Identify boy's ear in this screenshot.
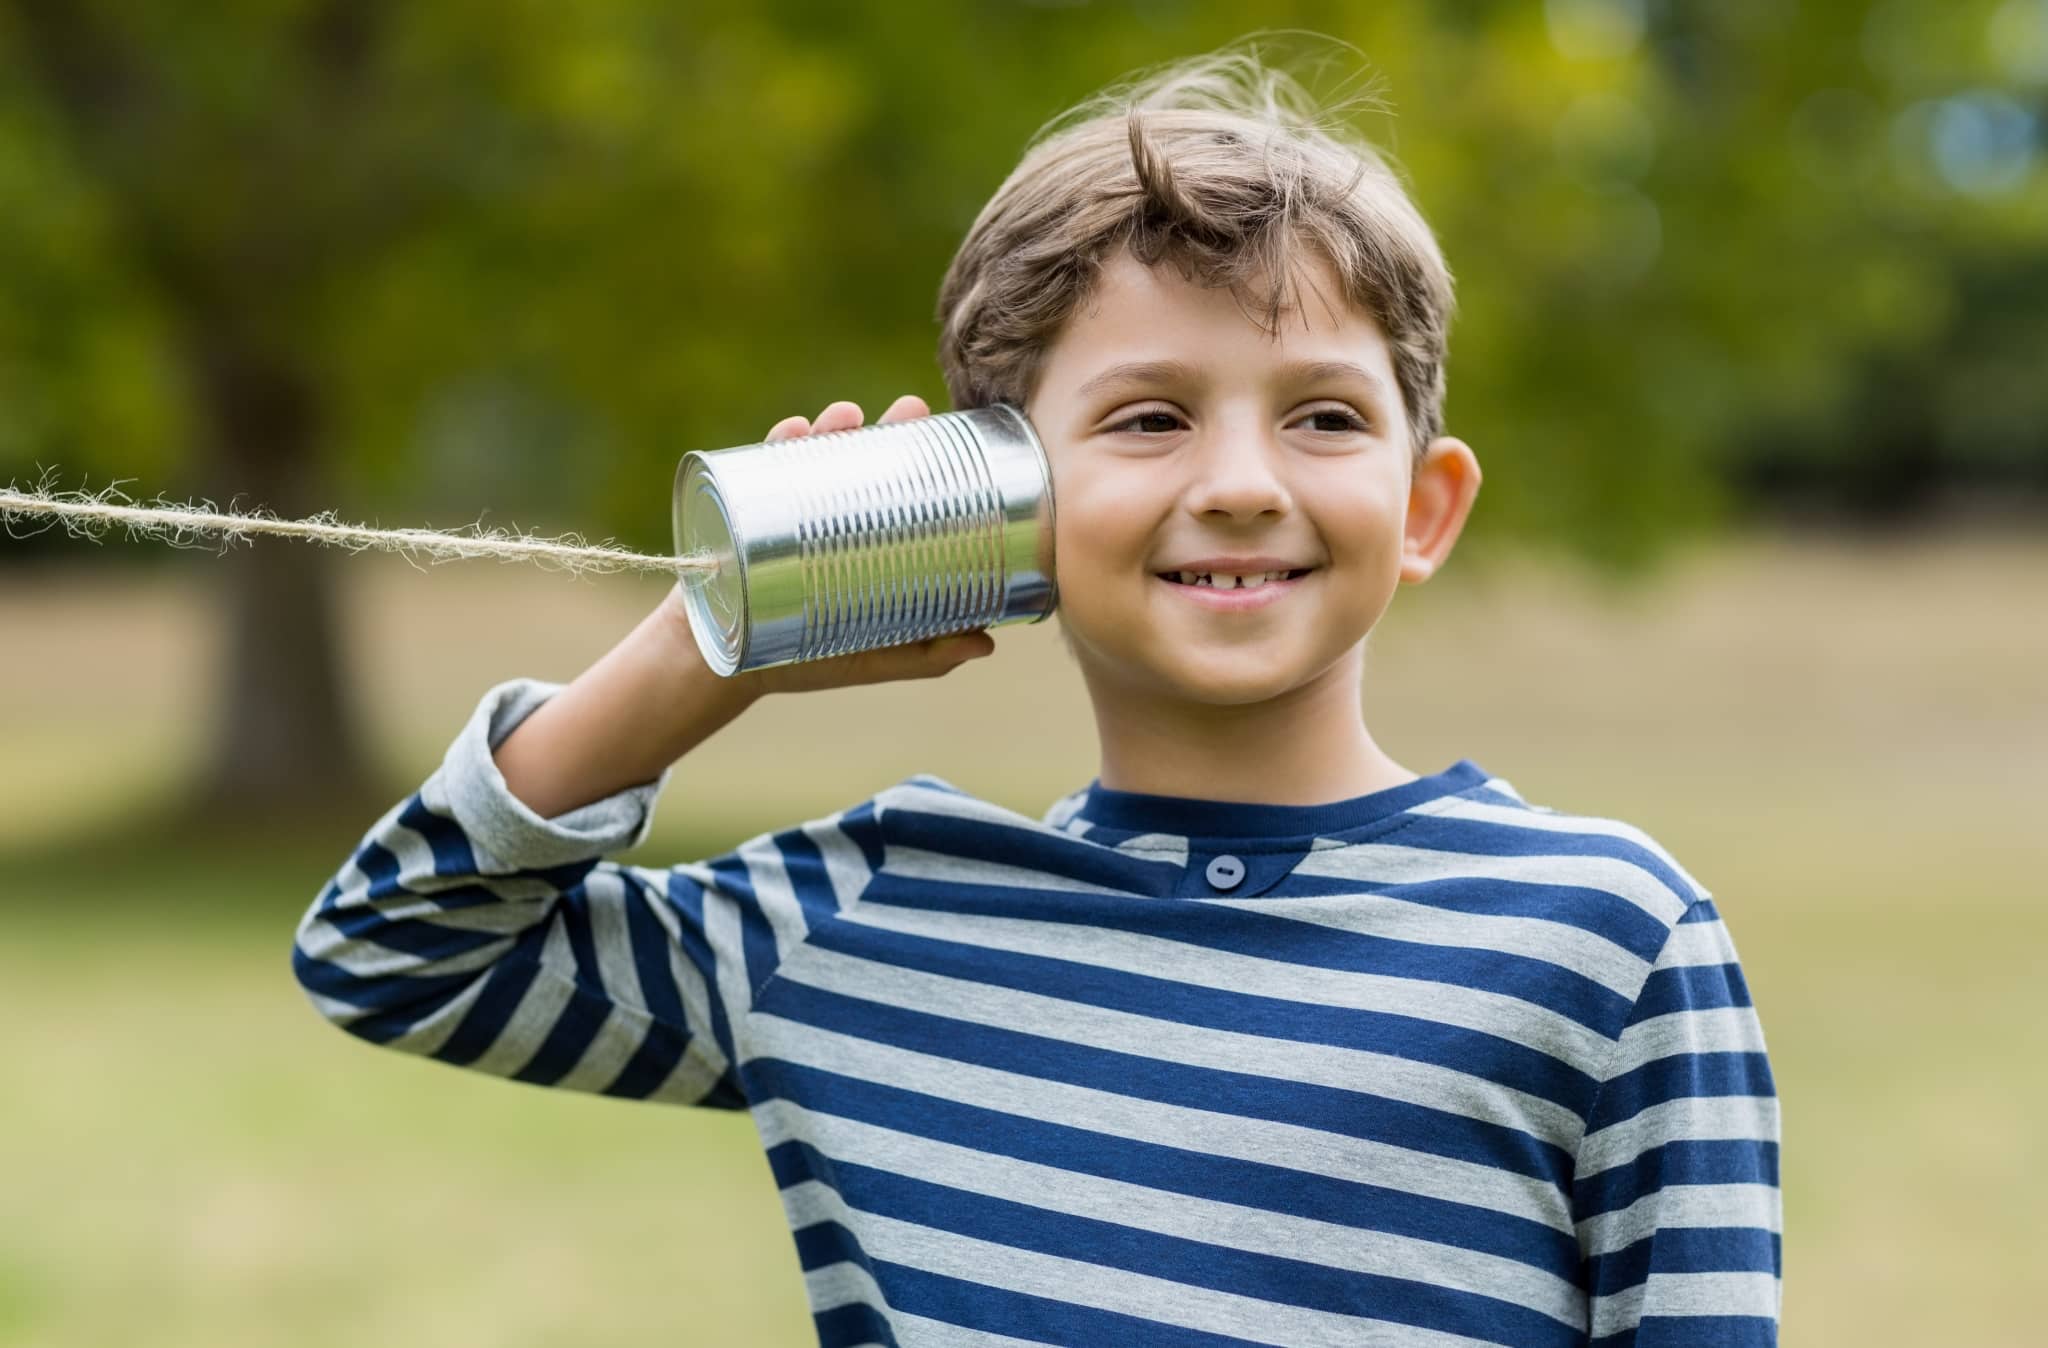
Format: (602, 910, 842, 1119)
(1400, 436, 1482, 584)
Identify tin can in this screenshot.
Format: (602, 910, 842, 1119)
(671, 403, 1058, 678)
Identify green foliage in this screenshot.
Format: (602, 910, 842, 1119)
(0, 1, 2042, 569)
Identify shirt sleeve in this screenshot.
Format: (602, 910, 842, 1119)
(289, 677, 882, 1110)
(1571, 895, 1783, 1345)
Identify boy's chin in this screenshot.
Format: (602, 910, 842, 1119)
(1136, 645, 1314, 704)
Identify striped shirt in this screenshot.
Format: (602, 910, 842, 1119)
(293, 678, 1783, 1346)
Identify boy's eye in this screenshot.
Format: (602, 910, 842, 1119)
(1108, 407, 1369, 435)
(1117, 411, 1182, 434)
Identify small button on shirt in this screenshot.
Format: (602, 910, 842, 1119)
(1204, 854, 1246, 890)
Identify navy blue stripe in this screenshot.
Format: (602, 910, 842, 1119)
(510, 981, 612, 1086)
(772, 1142, 1581, 1347)
(771, 822, 840, 928)
(812, 1299, 898, 1348)
(1679, 899, 1720, 923)
(869, 875, 1629, 1032)
(804, 910, 1600, 1114)
(793, 1218, 869, 1273)
(761, 974, 1573, 1187)
(599, 1017, 687, 1099)
(432, 951, 545, 1067)
(397, 794, 478, 876)
(1591, 1315, 1778, 1348)
(1280, 872, 1668, 962)
(661, 872, 739, 1069)
(1587, 1226, 1782, 1296)
(316, 902, 505, 962)
(885, 808, 1192, 896)
(705, 851, 783, 1002)
(700, 1072, 749, 1111)
(837, 799, 888, 873)
(1632, 962, 1750, 1021)
(1078, 761, 1489, 840)
(621, 875, 690, 1030)
(1371, 814, 1697, 911)
(791, 1222, 895, 1345)
(758, 1062, 1582, 1280)
(1586, 1052, 1776, 1134)
(1573, 1140, 1780, 1222)
(555, 893, 608, 999)
(874, 1257, 1275, 1347)
(291, 946, 482, 1017)
(347, 839, 402, 901)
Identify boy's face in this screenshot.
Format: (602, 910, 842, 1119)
(1024, 245, 1478, 708)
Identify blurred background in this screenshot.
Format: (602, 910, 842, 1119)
(1, 2, 2043, 1345)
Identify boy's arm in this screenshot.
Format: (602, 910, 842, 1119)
(1572, 897, 1783, 1344)
(289, 667, 876, 1110)
(489, 589, 759, 820)
(290, 398, 988, 1109)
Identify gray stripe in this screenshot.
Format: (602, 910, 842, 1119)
(737, 829, 809, 961)
(805, 812, 882, 915)
(582, 869, 649, 1007)
(886, 845, 1169, 897)
(1296, 841, 1692, 926)
(1207, 891, 1647, 996)
(1577, 1094, 1779, 1178)
(1591, 1271, 1780, 1327)
(1615, 1006, 1768, 1064)
(1659, 918, 1741, 968)
(700, 878, 757, 1027)
(1578, 1182, 1782, 1257)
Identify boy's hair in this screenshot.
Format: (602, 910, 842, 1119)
(935, 39, 1456, 459)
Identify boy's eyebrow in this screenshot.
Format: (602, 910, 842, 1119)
(1075, 358, 1390, 401)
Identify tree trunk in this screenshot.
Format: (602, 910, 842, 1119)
(185, 342, 376, 823)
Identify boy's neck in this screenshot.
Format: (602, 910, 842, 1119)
(1082, 651, 1418, 808)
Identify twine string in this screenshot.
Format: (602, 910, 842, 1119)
(0, 475, 719, 581)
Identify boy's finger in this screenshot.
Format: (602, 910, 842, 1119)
(812, 401, 864, 434)
(879, 394, 930, 424)
(766, 415, 810, 441)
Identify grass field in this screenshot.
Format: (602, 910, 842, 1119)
(1, 523, 2043, 1345)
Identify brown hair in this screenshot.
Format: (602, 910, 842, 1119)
(935, 39, 1456, 457)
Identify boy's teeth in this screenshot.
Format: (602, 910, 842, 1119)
(1174, 570, 1289, 588)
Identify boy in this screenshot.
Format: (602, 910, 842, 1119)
(293, 47, 1781, 1346)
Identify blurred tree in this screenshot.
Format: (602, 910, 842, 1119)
(0, 2, 2041, 821)
(1, 0, 396, 816)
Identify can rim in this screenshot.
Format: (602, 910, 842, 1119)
(989, 401, 1058, 620)
(673, 451, 745, 677)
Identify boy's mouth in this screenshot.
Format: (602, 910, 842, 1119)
(1154, 567, 1316, 589)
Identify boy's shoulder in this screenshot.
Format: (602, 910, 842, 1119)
(1408, 767, 1713, 909)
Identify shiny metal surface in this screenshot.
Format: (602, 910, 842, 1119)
(671, 403, 1058, 677)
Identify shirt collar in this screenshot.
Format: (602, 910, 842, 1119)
(1069, 758, 1491, 843)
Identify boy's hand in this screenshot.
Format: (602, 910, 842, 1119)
(659, 395, 997, 698)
